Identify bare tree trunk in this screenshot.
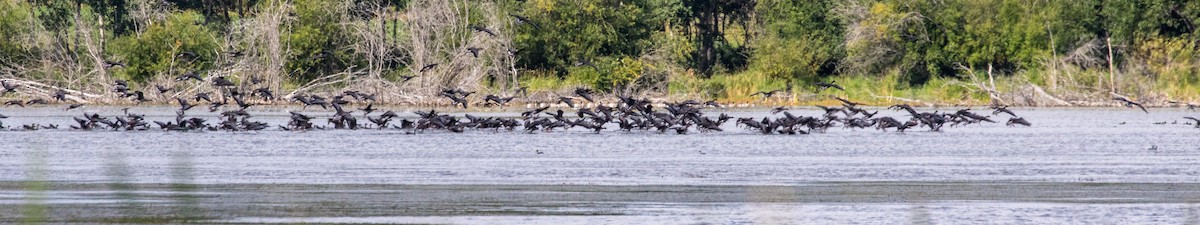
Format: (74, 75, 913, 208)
(1106, 36, 1116, 93)
(987, 63, 996, 91)
(1046, 23, 1057, 91)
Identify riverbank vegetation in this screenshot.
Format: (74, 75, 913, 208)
(0, 0, 1196, 106)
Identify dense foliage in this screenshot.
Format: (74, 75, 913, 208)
(0, 0, 1196, 102)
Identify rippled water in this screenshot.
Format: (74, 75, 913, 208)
(1, 106, 1198, 224)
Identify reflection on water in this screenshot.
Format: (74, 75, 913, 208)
(20, 135, 46, 224)
(105, 147, 143, 219)
(170, 147, 201, 222)
(2, 107, 1199, 224)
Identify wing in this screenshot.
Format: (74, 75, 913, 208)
(1133, 102, 1148, 113)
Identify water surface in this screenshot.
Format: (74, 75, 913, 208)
(1, 106, 1197, 224)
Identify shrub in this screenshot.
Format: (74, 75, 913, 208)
(108, 11, 219, 83)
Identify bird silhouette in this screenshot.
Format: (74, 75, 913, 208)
(194, 92, 213, 102)
(128, 91, 149, 103)
(1183, 117, 1200, 128)
(359, 103, 377, 115)
(470, 25, 496, 37)
(176, 71, 202, 81)
(176, 97, 195, 111)
(991, 105, 1017, 117)
(574, 59, 600, 70)
(770, 106, 789, 114)
(103, 60, 125, 69)
(515, 86, 529, 97)
(704, 99, 722, 108)
(834, 96, 861, 107)
(440, 92, 469, 108)
(466, 47, 482, 58)
(4, 100, 25, 107)
(815, 81, 844, 92)
(510, 14, 540, 29)
(1112, 96, 1148, 113)
(1006, 117, 1031, 126)
(176, 51, 198, 59)
(557, 97, 576, 108)
(212, 76, 236, 87)
(25, 98, 48, 105)
(484, 94, 515, 106)
(155, 84, 172, 94)
(252, 87, 274, 100)
(574, 87, 595, 103)
(750, 90, 784, 99)
(420, 63, 438, 73)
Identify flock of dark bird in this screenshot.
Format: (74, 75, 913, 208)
(0, 11, 1194, 133)
(1, 75, 1199, 133)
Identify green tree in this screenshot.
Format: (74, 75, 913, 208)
(284, 0, 360, 82)
(513, 0, 670, 77)
(752, 0, 842, 82)
(108, 11, 219, 82)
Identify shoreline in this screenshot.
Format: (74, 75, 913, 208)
(2, 102, 1195, 111)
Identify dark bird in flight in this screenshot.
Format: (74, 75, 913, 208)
(1112, 96, 1148, 113)
(521, 106, 549, 119)
(192, 92, 212, 103)
(1006, 117, 1031, 127)
(232, 94, 252, 109)
(750, 90, 784, 98)
(815, 81, 844, 92)
(440, 92, 469, 108)
(515, 86, 528, 97)
(574, 87, 595, 103)
(484, 94, 515, 106)
(574, 59, 600, 71)
(510, 14, 540, 29)
(420, 63, 439, 73)
(557, 97, 576, 108)
(770, 106, 789, 114)
(704, 99, 722, 108)
(212, 76, 235, 87)
(470, 25, 496, 37)
(4, 100, 25, 107)
(359, 103, 377, 115)
(25, 98, 48, 105)
(208, 101, 225, 112)
(155, 84, 172, 94)
(252, 87, 274, 100)
(176, 71, 202, 81)
(991, 105, 1017, 117)
(834, 96, 861, 107)
(103, 60, 125, 69)
(466, 47, 482, 58)
(1184, 117, 1200, 128)
(128, 91, 149, 103)
(176, 97, 196, 111)
(176, 51, 198, 59)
